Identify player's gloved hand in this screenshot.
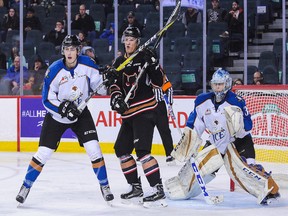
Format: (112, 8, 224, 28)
(143, 47, 158, 65)
(110, 94, 129, 114)
(58, 101, 81, 121)
(103, 67, 118, 87)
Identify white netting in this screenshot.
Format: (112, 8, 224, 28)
(233, 85, 288, 188)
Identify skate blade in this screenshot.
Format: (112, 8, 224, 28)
(121, 197, 143, 205)
(143, 199, 168, 208)
(166, 161, 176, 166)
(106, 200, 113, 207)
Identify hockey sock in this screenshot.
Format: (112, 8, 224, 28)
(120, 155, 138, 184)
(23, 157, 44, 188)
(140, 155, 161, 187)
(92, 157, 109, 186)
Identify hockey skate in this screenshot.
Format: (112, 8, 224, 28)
(260, 192, 280, 205)
(121, 181, 143, 205)
(166, 156, 176, 166)
(16, 184, 30, 204)
(100, 185, 114, 206)
(143, 183, 167, 208)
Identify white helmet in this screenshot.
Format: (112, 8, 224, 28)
(210, 68, 232, 102)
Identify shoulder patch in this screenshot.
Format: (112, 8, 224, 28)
(236, 95, 243, 101)
(45, 69, 50, 78)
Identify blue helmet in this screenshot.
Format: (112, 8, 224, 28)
(210, 68, 232, 102)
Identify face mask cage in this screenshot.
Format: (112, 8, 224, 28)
(210, 68, 232, 102)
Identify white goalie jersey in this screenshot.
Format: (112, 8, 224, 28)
(186, 90, 252, 154)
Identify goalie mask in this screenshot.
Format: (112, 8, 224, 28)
(210, 68, 232, 102)
(61, 35, 81, 55)
(121, 26, 141, 45)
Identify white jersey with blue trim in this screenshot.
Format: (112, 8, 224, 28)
(186, 90, 252, 154)
(42, 55, 106, 124)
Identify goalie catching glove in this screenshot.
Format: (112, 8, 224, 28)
(224, 105, 245, 138)
(58, 101, 81, 121)
(110, 94, 129, 114)
(171, 127, 203, 162)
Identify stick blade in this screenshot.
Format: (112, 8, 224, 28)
(205, 195, 224, 205)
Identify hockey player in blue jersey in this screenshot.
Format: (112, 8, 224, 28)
(16, 35, 114, 205)
(165, 68, 280, 205)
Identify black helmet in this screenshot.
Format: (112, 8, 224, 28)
(123, 26, 141, 38)
(61, 35, 81, 55)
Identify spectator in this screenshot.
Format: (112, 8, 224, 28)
(23, 7, 42, 38)
(78, 31, 91, 47)
(119, 11, 143, 37)
(233, 78, 243, 86)
(100, 23, 115, 48)
(220, 1, 243, 38)
(7, 46, 28, 68)
(28, 55, 47, 95)
(207, 0, 227, 23)
(71, 4, 95, 37)
(1, 7, 19, 42)
(0, 47, 7, 70)
(43, 20, 67, 53)
(4, 56, 29, 95)
(253, 71, 264, 85)
(81, 46, 99, 65)
(182, 7, 201, 29)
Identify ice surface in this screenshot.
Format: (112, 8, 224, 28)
(0, 152, 287, 216)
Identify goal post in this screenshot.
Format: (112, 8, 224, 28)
(230, 85, 288, 191)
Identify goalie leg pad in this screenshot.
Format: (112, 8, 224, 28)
(224, 143, 280, 204)
(165, 144, 223, 200)
(171, 127, 202, 162)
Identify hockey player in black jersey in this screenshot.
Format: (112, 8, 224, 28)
(104, 26, 167, 208)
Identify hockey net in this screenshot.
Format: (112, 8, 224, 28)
(230, 85, 288, 191)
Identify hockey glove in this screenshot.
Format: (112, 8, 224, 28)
(143, 47, 158, 66)
(58, 101, 81, 121)
(110, 94, 129, 114)
(103, 67, 118, 87)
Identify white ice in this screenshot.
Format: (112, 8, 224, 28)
(0, 152, 287, 216)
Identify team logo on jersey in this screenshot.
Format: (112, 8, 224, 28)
(123, 72, 138, 99)
(59, 76, 68, 85)
(205, 109, 211, 115)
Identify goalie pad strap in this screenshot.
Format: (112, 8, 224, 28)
(224, 143, 279, 204)
(171, 127, 202, 162)
(165, 144, 224, 200)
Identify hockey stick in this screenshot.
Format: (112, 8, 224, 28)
(190, 156, 224, 205)
(76, 0, 181, 111)
(115, 0, 182, 72)
(163, 94, 182, 135)
(124, 62, 149, 102)
(124, 1, 181, 102)
(77, 79, 108, 112)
